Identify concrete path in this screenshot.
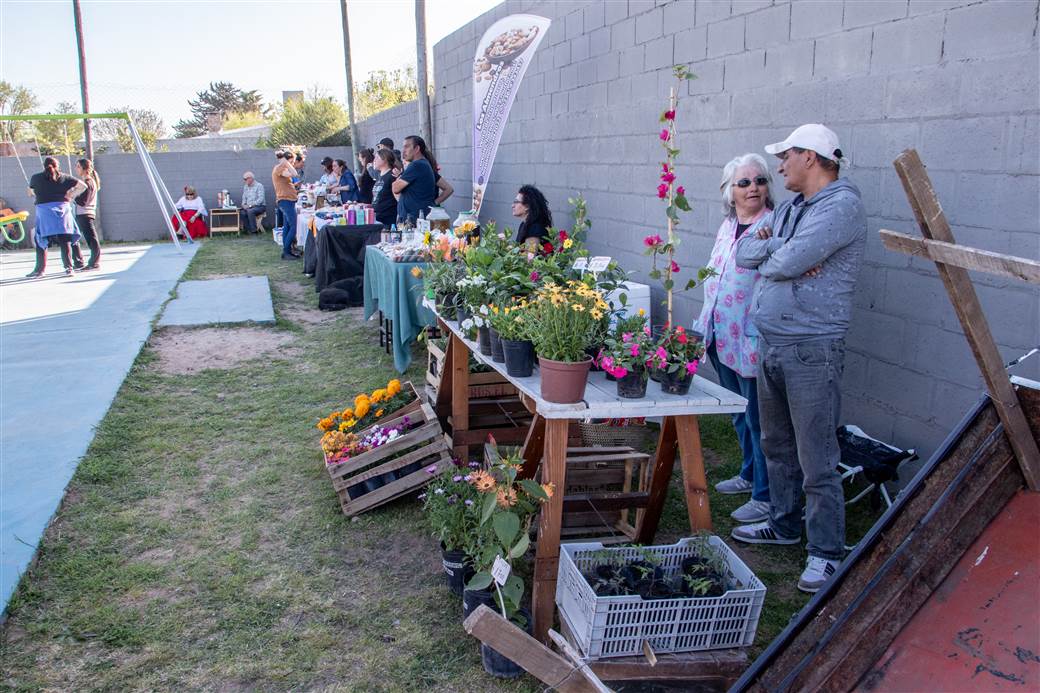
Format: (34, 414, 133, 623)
(159, 276, 274, 326)
(0, 242, 198, 611)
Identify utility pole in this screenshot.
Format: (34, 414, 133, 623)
(339, 0, 361, 172)
(415, 0, 432, 149)
(72, 0, 93, 159)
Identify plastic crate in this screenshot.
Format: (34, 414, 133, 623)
(556, 537, 766, 659)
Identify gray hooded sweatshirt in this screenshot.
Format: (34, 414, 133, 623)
(734, 178, 866, 346)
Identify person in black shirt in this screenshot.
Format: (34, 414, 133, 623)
(27, 157, 85, 278)
(512, 184, 552, 247)
(371, 149, 398, 227)
(357, 148, 375, 204)
(392, 135, 437, 223)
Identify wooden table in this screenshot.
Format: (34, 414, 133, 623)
(210, 208, 240, 235)
(431, 307, 747, 643)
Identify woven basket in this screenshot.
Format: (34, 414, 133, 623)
(579, 420, 651, 449)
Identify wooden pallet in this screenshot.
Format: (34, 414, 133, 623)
(427, 340, 517, 400)
(325, 397, 452, 517)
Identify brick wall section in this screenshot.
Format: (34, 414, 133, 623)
(422, 0, 1040, 461)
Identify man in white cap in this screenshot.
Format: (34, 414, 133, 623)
(732, 124, 866, 593)
(239, 171, 266, 234)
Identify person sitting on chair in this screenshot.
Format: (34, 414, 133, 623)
(239, 172, 266, 234)
(172, 185, 208, 239)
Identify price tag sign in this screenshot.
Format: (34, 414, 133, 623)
(491, 555, 511, 586)
(587, 256, 612, 273)
(572, 257, 588, 271)
(417, 218, 431, 234)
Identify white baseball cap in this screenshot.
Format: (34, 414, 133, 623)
(765, 124, 848, 166)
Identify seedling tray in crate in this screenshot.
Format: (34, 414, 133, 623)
(556, 537, 766, 660)
(325, 396, 452, 517)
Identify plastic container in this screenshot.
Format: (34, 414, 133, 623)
(428, 205, 451, 232)
(556, 537, 766, 660)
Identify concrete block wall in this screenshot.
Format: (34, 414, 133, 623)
(0, 146, 354, 242)
(423, 0, 1040, 461)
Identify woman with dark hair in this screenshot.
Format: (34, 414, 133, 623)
(71, 158, 101, 270)
(329, 158, 359, 204)
(512, 184, 552, 246)
(371, 149, 398, 227)
(26, 157, 85, 278)
(357, 148, 375, 204)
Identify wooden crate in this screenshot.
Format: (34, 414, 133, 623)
(324, 392, 452, 517)
(427, 340, 516, 400)
(210, 208, 240, 235)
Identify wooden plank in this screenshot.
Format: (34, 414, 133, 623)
(328, 421, 442, 478)
(547, 629, 615, 693)
(893, 149, 1040, 490)
(519, 414, 545, 480)
(676, 415, 712, 531)
(462, 605, 598, 693)
(635, 416, 679, 543)
(331, 442, 443, 491)
(587, 649, 748, 684)
(340, 451, 453, 516)
(879, 229, 1040, 284)
(562, 491, 650, 512)
(449, 332, 470, 460)
(533, 418, 569, 644)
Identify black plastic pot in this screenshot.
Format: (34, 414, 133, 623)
(436, 292, 458, 319)
(501, 339, 535, 377)
(395, 461, 423, 480)
(457, 305, 472, 325)
(489, 327, 505, 363)
(463, 586, 498, 620)
(658, 367, 693, 395)
(616, 368, 648, 399)
(441, 544, 474, 597)
(622, 560, 664, 596)
(480, 608, 532, 679)
(346, 483, 369, 500)
(586, 345, 604, 372)
(477, 327, 492, 356)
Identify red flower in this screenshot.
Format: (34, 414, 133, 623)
(558, 229, 568, 241)
(676, 185, 685, 196)
(662, 163, 670, 173)
(677, 332, 688, 344)
(659, 128, 670, 141)
(660, 172, 675, 184)
(643, 234, 664, 248)
(657, 183, 668, 199)
(670, 260, 680, 273)
(542, 241, 553, 254)
(664, 110, 675, 120)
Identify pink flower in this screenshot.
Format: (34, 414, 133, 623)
(662, 163, 670, 173)
(670, 260, 680, 274)
(609, 365, 629, 379)
(600, 355, 614, 370)
(677, 186, 685, 196)
(686, 361, 698, 375)
(527, 252, 535, 261)
(530, 270, 540, 281)
(643, 234, 663, 248)
(630, 344, 641, 357)
(677, 332, 688, 344)
(622, 332, 633, 342)
(657, 183, 668, 199)
(660, 172, 675, 184)
(664, 110, 675, 121)
(643, 325, 651, 335)
(558, 229, 568, 241)
(656, 346, 667, 360)
(659, 129, 670, 141)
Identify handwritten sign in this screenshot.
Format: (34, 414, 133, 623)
(491, 555, 511, 586)
(587, 256, 612, 273)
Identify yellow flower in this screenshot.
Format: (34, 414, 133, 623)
(638, 308, 646, 316)
(563, 238, 573, 249)
(422, 231, 431, 245)
(590, 308, 603, 320)
(344, 418, 358, 428)
(354, 394, 370, 410)
(469, 470, 497, 492)
(375, 408, 384, 418)
(496, 487, 518, 508)
(371, 388, 387, 403)
(411, 266, 423, 278)
(338, 421, 350, 432)
(571, 303, 585, 312)
(386, 379, 402, 396)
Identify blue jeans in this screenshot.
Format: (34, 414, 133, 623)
(708, 342, 769, 503)
(278, 200, 296, 256)
(757, 337, 846, 560)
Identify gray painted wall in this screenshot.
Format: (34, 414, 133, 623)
(423, 0, 1039, 462)
(0, 146, 354, 242)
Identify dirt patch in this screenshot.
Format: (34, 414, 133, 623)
(274, 280, 349, 327)
(149, 327, 294, 375)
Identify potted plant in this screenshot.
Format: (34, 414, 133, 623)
(526, 280, 610, 403)
(488, 298, 535, 376)
(646, 323, 705, 395)
(598, 312, 653, 399)
(421, 462, 482, 596)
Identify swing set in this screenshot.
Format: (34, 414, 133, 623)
(0, 112, 194, 249)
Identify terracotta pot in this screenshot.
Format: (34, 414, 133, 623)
(538, 356, 593, 403)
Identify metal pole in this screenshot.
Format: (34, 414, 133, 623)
(72, 0, 93, 159)
(415, 0, 432, 149)
(127, 114, 186, 248)
(339, 0, 361, 173)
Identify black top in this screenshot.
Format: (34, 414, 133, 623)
(736, 222, 750, 239)
(358, 169, 375, 204)
(516, 220, 549, 244)
(29, 172, 81, 204)
(372, 171, 397, 227)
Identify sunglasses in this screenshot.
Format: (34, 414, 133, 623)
(734, 176, 769, 188)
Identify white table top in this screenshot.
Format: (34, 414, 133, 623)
(431, 303, 747, 420)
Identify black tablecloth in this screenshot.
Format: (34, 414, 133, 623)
(312, 223, 384, 291)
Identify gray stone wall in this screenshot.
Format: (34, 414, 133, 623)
(424, 0, 1039, 461)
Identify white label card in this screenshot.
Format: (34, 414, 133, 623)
(491, 555, 511, 586)
(587, 256, 611, 273)
(572, 257, 588, 271)
(417, 219, 431, 234)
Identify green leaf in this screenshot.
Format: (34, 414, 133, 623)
(519, 478, 547, 501)
(675, 194, 692, 212)
(481, 492, 497, 524)
(648, 269, 661, 280)
(687, 72, 698, 80)
(685, 279, 698, 291)
(663, 278, 674, 291)
(508, 532, 530, 559)
(493, 511, 520, 547)
(466, 572, 493, 591)
(502, 574, 524, 608)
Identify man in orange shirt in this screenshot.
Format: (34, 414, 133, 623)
(272, 150, 299, 259)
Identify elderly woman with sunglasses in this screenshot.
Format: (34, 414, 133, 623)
(693, 153, 775, 524)
(172, 185, 209, 239)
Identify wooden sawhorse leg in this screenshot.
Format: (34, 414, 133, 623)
(449, 332, 470, 461)
(531, 417, 568, 644)
(636, 415, 712, 543)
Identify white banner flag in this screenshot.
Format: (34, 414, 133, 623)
(471, 14, 552, 215)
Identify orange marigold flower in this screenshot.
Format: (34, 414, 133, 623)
(386, 379, 402, 396)
(341, 408, 354, 420)
(354, 394, 370, 411)
(541, 482, 555, 499)
(371, 388, 387, 403)
(375, 409, 384, 418)
(496, 487, 518, 508)
(469, 470, 496, 492)
(354, 401, 370, 419)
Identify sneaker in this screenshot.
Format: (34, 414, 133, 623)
(715, 475, 753, 495)
(730, 521, 799, 546)
(798, 555, 840, 593)
(731, 499, 771, 524)
(65, 267, 75, 276)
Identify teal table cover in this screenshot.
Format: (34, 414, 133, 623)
(363, 246, 435, 372)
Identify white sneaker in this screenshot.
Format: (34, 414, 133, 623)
(731, 499, 771, 523)
(715, 475, 753, 495)
(798, 555, 840, 593)
(730, 521, 800, 546)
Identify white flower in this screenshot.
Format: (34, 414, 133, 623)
(434, 488, 445, 495)
(479, 305, 490, 316)
(387, 430, 400, 441)
(461, 318, 474, 330)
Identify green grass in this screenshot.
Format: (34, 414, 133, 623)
(0, 236, 882, 689)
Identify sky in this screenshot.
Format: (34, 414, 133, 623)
(0, 0, 500, 131)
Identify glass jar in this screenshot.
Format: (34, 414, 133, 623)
(428, 205, 451, 232)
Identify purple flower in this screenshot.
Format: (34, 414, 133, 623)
(464, 499, 474, 506)
(468, 461, 480, 469)
(426, 465, 438, 474)
(452, 474, 463, 482)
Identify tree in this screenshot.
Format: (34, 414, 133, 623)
(266, 95, 348, 147)
(92, 107, 166, 153)
(34, 102, 82, 156)
(0, 81, 40, 143)
(355, 67, 418, 120)
(173, 81, 268, 138)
